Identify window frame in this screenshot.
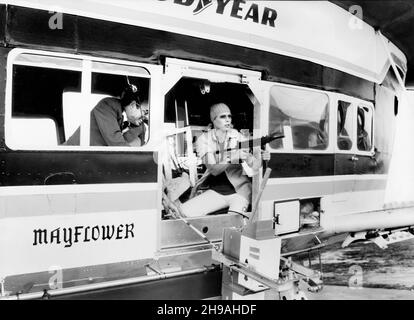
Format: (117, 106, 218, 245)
(5, 48, 160, 152)
(336, 100, 354, 152)
(267, 83, 334, 154)
(334, 94, 375, 156)
(356, 103, 375, 153)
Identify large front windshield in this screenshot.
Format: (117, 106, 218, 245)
(269, 86, 329, 150)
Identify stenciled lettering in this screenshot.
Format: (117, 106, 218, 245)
(230, 0, 245, 19)
(116, 224, 124, 240)
(33, 229, 48, 245)
(32, 223, 135, 247)
(92, 225, 100, 241)
(50, 228, 61, 244)
(84, 226, 91, 242)
(165, 0, 278, 27)
(63, 227, 72, 248)
(244, 4, 259, 23)
(125, 223, 135, 239)
(216, 0, 231, 15)
(74, 226, 83, 243)
(102, 225, 115, 240)
(261, 7, 277, 28)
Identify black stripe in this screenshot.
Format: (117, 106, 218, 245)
(335, 153, 387, 175)
(0, 47, 7, 143)
(53, 270, 221, 300)
(268, 154, 334, 178)
(334, 153, 355, 176)
(4, 5, 375, 101)
(267, 153, 387, 178)
(0, 152, 387, 187)
(0, 5, 6, 45)
(355, 154, 387, 175)
(0, 151, 158, 186)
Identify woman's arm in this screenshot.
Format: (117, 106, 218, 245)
(204, 149, 249, 176)
(196, 133, 229, 176)
(204, 152, 229, 176)
(197, 131, 249, 175)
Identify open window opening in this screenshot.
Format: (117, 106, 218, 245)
(10, 64, 82, 148)
(63, 71, 150, 147)
(7, 51, 151, 150)
(162, 77, 255, 220)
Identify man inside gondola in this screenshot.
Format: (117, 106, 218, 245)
(65, 84, 146, 146)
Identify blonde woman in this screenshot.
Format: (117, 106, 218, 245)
(180, 103, 270, 218)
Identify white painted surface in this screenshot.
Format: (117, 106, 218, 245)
(0, 210, 158, 278)
(272, 200, 299, 235)
(238, 235, 281, 280)
(385, 90, 414, 204)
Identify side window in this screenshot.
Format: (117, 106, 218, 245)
(8, 52, 150, 149)
(337, 101, 353, 151)
(269, 86, 329, 150)
(357, 105, 373, 151)
(91, 71, 149, 147)
(10, 58, 82, 148)
(63, 70, 150, 147)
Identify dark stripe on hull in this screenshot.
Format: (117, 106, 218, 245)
(268, 153, 386, 178)
(3, 5, 375, 101)
(53, 270, 221, 300)
(0, 152, 388, 186)
(0, 47, 7, 144)
(0, 5, 6, 45)
(335, 153, 386, 175)
(268, 154, 333, 178)
(0, 151, 158, 186)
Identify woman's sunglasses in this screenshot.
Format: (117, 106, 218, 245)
(219, 114, 232, 119)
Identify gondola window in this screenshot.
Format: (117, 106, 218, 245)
(357, 105, 373, 151)
(269, 86, 329, 150)
(7, 51, 150, 150)
(337, 101, 353, 151)
(10, 61, 82, 148)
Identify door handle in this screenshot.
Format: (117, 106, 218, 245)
(350, 156, 359, 162)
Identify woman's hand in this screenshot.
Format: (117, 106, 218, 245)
(229, 149, 249, 163)
(244, 149, 271, 171)
(262, 150, 271, 161)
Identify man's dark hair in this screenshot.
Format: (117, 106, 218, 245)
(120, 84, 140, 108)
